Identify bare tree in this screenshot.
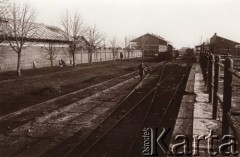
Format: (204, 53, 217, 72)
(0, 0, 7, 17)
(109, 35, 119, 62)
(124, 36, 134, 59)
(140, 35, 147, 58)
(0, 2, 37, 76)
(0, 0, 6, 46)
(130, 35, 151, 58)
(41, 43, 59, 67)
(85, 25, 104, 65)
(60, 11, 85, 67)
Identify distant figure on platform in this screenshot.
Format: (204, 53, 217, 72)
(59, 59, 67, 67)
(138, 62, 147, 80)
(120, 52, 123, 60)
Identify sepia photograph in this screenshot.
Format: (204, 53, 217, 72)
(0, 0, 240, 156)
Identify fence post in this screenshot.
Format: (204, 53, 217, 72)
(81, 48, 83, 64)
(208, 54, 214, 103)
(105, 49, 106, 61)
(199, 52, 204, 78)
(213, 55, 220, 119)
(100, 49, 102, 62)
(203, 52, 208, 85)
(205, 53, 210, 88)
(222, 57, 233, 136)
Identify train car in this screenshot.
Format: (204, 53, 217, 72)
(158, 44, 174, 61)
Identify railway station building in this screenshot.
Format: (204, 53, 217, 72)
(210, 33, 240, 56)
(196, 33, 240, 56)
(131, 33, 170, 57)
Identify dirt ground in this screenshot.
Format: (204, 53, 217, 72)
(0, 58, 157, 116)
(0, 60, 137, 81)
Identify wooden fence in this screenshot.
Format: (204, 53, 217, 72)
(200, 52, 240, 139)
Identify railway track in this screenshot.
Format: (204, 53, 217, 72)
(0, 69, 142, 133)
(0, 60, 191, 157)
(38, 60, 190, 157)
(126, 66, 190, 157)
(0, 62, 161, 157)
(78, 62, 190, 157)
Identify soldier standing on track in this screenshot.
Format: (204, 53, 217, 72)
(138, 62, 146, 80)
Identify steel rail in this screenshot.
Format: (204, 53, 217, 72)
(126, 66, 188, 157)
(75, 62, 181, 157)
(61, 61, 167, 157)
(125, 63, 169, 157)
(0, 68, 142, 121)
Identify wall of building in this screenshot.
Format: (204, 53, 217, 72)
(0, 46, 142, 72)
(141, 35, 168, 57)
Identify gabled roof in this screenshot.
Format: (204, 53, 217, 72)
(0, 18, 68, 43)
(0, 18, 91, 47)
(131, 33, 170, 43)
(210, 33, 240, 45)
(80, 36, 90, 46)
(33, 23, 67, 42)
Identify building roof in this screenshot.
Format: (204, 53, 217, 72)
(210, 33, 240, 45)
(33, 24, 66, 42)
(131, 33, 170, 43)
(0, 18, 69, 43)
(196, 33, 240, 49)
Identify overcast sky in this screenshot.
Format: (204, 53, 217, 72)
(20, 0, 240, 48)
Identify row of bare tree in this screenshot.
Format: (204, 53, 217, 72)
(0, 1, 135, 76)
